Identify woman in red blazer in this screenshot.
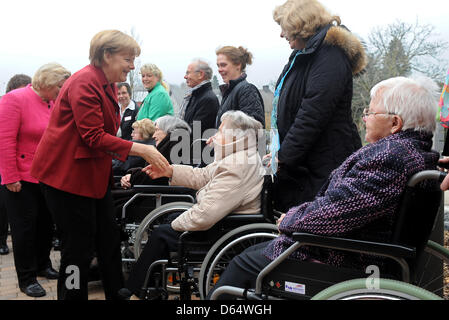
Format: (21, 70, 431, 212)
(0, 63, 71, 298)
(31, 30, 168, 300)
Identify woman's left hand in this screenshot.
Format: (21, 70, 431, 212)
(276, 213, 286, 233)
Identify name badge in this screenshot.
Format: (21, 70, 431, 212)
(124, 116, 132, 121)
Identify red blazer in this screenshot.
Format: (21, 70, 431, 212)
(31, 65, 133, 199)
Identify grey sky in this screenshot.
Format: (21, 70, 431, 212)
(0, 0, 448, 94)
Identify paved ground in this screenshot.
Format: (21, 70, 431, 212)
(2, 231, 448, 300)
(0, 234, 105, 300)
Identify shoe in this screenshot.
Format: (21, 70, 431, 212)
(0, 244, 9, 255)
(20, 282, 46, 297)
(117, 288, 132, 300)
(37, 267, 59, 279)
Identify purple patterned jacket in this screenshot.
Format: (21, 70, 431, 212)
(263, 130, 439, 270)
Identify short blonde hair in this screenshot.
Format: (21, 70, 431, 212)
(140, 63, 162, 80)
(32, 63, 71, 91)
(89, 30, 141, 67)
(273, 0, 341, 40)
(132, 118, 157, 140)
(140, 63, 170, 91)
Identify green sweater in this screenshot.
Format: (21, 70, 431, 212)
(137, 82, 174, 121)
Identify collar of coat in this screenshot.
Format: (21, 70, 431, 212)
(219, 73, 247, 96)
(213, 131, 259, 162)
(292, 24, 368, 76)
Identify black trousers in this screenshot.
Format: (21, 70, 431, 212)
(40, 183, 123, 300)
(3, 182, 54, 287)
(0, 183, 9, 246)
(207, 241, 272, 300)
(125, 223, 182, 295)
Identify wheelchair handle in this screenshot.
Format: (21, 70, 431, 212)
(437, 160, 449, 170)
(407, 170, 447, 187)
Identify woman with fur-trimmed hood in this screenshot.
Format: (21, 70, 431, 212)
(268, 0, 367, 212)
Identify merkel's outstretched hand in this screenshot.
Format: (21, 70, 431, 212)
(129, 143, 170, 172)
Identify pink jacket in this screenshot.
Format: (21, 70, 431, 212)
(0, 84, 54, 185)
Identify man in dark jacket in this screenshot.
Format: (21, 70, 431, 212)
(271, 14, 367, 212)
(117, 82, 140, 141)
(179, 59, 220, 166)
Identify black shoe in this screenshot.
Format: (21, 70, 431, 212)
(37, 267, 59, 279)
(0, 244, 9, 255)
(20, 282, 46, 297)
(117, 288, 132, 300)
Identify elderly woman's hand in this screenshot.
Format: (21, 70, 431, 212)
(142, 164, 173, 180)
(439, 157, 449, 191)
(262, 153, 280, 170)
(120, 174, 132, 189)
(276, 213, 286, 233)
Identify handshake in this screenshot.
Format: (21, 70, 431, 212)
(130, 143, 174, 178)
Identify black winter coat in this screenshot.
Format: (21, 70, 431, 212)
(216, 74, 265, 128)
(183, 82, 219, 137)
(273, 24, 367, 212)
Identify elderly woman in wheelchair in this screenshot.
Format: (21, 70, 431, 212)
(208, 75, 448, 300)
(112, 116, 193, 240)
(117, 111, 266, 299)
(119, 115, 192, 189)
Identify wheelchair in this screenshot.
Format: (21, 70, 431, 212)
(209, 169, 449, 300)
(130, 175, 281, 300)
(115, 138, 213, 273)
(113, 184, 197, 274)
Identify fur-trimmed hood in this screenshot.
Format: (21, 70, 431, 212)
(324, 26, 368, 75)
(301, 24, 368, 76)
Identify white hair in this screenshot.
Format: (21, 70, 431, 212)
(191, 59, 213, 80)
(220, 110, 263, 140)
(154, 115, 191, 135)
(370, 76, 439, 133)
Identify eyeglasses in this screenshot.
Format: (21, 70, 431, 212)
(185, 70, 201, 76)
(363, 108, 396, 117)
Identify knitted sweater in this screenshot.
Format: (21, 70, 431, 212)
(263, 130, 439, 270)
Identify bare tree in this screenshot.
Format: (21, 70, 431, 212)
(368, 19, 447, 80)
(352, 19, 448, 140)
(126, 27, 145, 102)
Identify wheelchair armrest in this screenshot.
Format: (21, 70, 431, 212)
(291, 232, 416, 259)
(133, 185, 195, 194)
(254, 232, 417, 294)
(221, 214, 266, 224)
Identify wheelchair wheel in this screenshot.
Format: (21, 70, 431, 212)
(311, 278, 443, 300)
(133, 201, 193, 259)
(416, 240, 449, 299)
(198, 223, 278, 300)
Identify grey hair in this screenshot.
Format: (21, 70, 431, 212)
(220, 110, 263, 140)
(154, 115, 192, 135)
(192, 59, 213, 80)
(370, 76, 439, 133)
